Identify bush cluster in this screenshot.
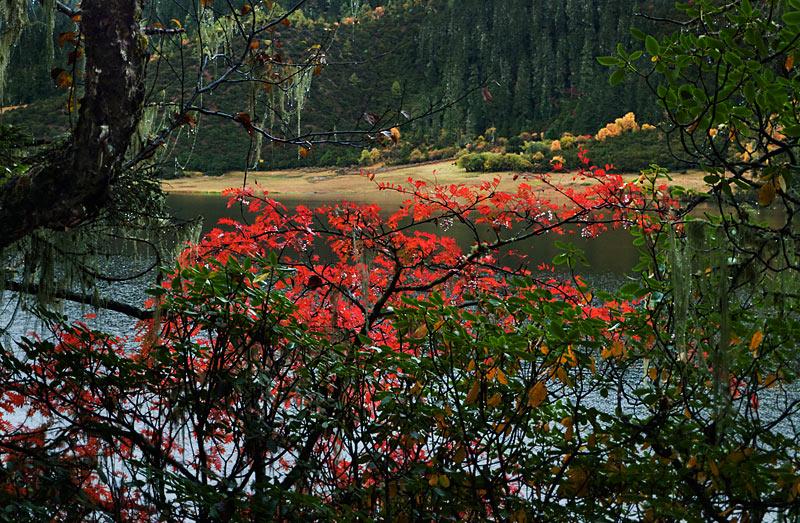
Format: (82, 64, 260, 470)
(456, 152, 533, 172)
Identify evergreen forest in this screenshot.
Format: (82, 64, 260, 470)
(2, 0, 677, 174)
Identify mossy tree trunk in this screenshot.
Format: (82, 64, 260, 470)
(0, 0, 146, 251)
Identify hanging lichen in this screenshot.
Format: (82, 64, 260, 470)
(668, 223, 689, 357)
(289, 68, 313, 157)
(42, 0, 55, 63)
(0, 0, 29, 104)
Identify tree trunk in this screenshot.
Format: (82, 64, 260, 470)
(0, 0, 146, 251)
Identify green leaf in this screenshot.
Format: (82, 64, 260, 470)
(596, 56, 619, 66)
(783, 11, 800, 26)
(617, 42, 628, 60)
(609, 69, 626, 87)
(645, 35, 659, 56)
(630, 27, 647, 41)
(742, 82, 755, 104)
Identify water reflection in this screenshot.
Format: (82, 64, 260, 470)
(167, 193, 645, 276)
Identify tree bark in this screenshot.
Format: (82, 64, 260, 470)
(0, 0, 146, 251)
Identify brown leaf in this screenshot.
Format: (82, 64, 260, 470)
(201, 0, 214, 7)
(281, 17, 291, 27)
(249, 41, 259, 50)
(306, 274, 323, 290)
(481, 87, 493, 103)
(299, 146, 309, 159)
(173, 112, 197, 127)
(234, 112, 255, 136)
(465, 380, 480, 405)
(527, 381, 547, 408)
(67, 48, 83, 65)
(58, 31, 78, 48)
(241, 4, 251, 15)
(758, 179, 777, 206)
(786, 55, 795, 72)
(52, 68, 72, 89)
(364, 112, 380, 126)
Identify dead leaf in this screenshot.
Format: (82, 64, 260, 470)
(306, 275, 323, 290)
(234, 112, 255, 136)
(786, 55, 795, 71)
(465, 380, 480, 405)
(481, 87, 493, 103)
(527, 381, 547, 408)
(58, 31, 78, 48)
(364, 112, 380, 126)
(758, 179, 777, 206)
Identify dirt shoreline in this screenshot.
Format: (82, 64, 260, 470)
(162, 160, 712, 205)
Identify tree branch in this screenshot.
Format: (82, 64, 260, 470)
(4, 280, 153, 321)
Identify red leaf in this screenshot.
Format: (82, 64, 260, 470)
(481, 87, 494, 103)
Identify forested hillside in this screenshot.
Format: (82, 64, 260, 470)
(1, 0, 675, 173)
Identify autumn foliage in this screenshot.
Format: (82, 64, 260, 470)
(1, 145, 798, 521)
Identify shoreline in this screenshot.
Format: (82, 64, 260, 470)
(161, 160, 712, 204)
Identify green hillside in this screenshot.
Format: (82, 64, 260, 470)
(1, 0, 679, 175)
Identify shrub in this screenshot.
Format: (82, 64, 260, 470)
(559, 133, 576, 149)
(456, 152, 487, 172)
(518, 131, 533, 142)
(359, 149, 373, 166)
(550, 139, 562, 151)
(457, 153, 531, 172)
(506, 136, 525, 154)
(524, 141, 551, 156)
(409, 148, 427, 163)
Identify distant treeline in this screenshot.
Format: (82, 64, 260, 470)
(1, 0, 678, 174)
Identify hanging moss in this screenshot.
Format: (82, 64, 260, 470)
(0, 0, 29, 104)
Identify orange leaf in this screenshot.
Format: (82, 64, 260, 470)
(55, 70, 72, 89)
(487, 393, 501, 408)
(299, 146, 309, 159)
(496, 368, 508, 385)
(758, 179, 777, 206)
(241, 4, 251, 15)
(390, 126, 401, 144)
(250, 41, 260, 49)
(749, 331, 763, 352)
(58, 31, 78, 48)
(201, 0, 214, 6)
(465, 380, 480, 405)
(170, 19, 183, 29)
(527, 381, 547, 408)
(281, 17, 291, 27)
(786, 55, 795, 71)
